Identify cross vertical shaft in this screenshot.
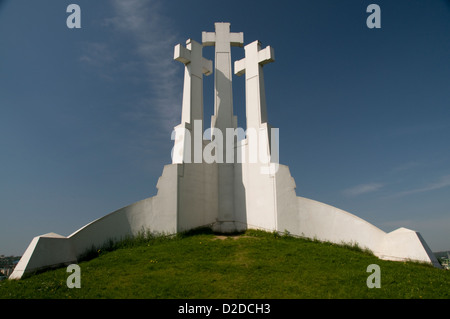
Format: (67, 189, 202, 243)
(203, 22, 243, 133)
(235, 40, 274, 131)
(173, 39, 212, 164)
(202, 22, 244, 232)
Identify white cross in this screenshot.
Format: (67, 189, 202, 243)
(234, 40, 274, 78)
(202, 22, 244, 52)
(174, 39, 212, 78)
(201, 23, 244, 231)
(202, 23, 244, 133)
(172, 39, 212, 164)
(234, 40, 274, 129)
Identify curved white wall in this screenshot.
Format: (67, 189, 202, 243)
(295, 196, 387, 254)
(69, 164, 180, 257)
(10, 164, 180, 279)
(290, 196, 440, 267)
(10, 162, 441, 280)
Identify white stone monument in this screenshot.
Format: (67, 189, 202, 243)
(203, 23, 243, 232)
(172, 38, 212, 164)
(10, 23, 440, 279)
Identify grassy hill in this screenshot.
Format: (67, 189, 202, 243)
(0, 229, 449, 299)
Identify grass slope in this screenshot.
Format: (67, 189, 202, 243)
(1, 229, 449, 299)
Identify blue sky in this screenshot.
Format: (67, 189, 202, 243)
(0, 0, 449, 256)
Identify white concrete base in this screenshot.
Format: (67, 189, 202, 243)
(212, 221, 241, 233)
(9, 233, 76, 280)
(10, 160, 441, 280)
(293, 196, 441, 268)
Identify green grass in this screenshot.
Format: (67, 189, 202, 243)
(1, 229, 449, 299)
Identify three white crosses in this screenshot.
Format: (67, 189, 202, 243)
(172, 22, 276, 166)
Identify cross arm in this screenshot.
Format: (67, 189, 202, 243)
(174, 40, 212, 76)
(234, 42, 275, 76)
(202, 31, 243, 47)
(202, 58, 213, 76)
(234, 58, 246, 76)
(202, 32, 216, 47)
(230, 32, 244, 47)
(174, 43, 191, 64)
(258, 46, 275, 65)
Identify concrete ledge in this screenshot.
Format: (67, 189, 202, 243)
(9, 163, 442, 280)
(9, 233, 76, 279)
(295, 196, 386, 253)
(378, 228, 441, 267)
(293, 196, 440, 267)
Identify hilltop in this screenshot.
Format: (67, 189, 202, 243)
(0, 229, 449, 299)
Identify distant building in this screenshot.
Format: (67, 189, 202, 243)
(0, 268, 11, 277)
(435, 252, 450, 270)
(0, 257, 20, 278)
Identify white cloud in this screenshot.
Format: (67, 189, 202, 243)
(390, 161, 421, 173)
(108, 0, 181, 133)
(343, 183, 384, 197)
(79, 0, 181, 133)
(79, 42, 118, 81)
(392, 174, 450, 198)
(79, 42, 115, 66)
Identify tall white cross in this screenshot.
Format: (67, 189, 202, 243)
(202, 22, 244, 132)
(174, 38, 212, 130)
(234, 40, 275, 130)
(202, 23, 244, 232)
(172, 39, 212, 164)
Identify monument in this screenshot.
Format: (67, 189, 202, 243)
(10, 23, 440, 279)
